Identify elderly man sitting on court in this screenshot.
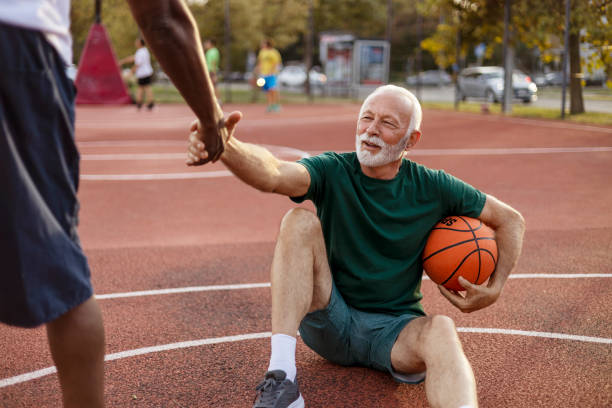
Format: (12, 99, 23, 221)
(187, 85, 525, 408)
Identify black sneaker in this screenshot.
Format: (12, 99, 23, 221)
(253, 370, 304, 408)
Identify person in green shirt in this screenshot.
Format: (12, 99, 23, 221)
(204, 39, 220, 99)
(186, 85, 525, 408)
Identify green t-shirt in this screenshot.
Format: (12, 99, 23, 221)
(291, 152, 486, 316)
(205, 47, 220, 73)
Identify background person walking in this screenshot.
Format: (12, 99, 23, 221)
(120, 38, 155, 110)
(256, 39, 282, 112)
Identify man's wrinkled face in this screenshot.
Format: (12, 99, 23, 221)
(355, 91, 412, 167)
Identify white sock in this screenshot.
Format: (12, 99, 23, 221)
(267, 333, 297, 382)
(458, 405, 475, 408)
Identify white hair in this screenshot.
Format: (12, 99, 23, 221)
(359, 85, 422, 136)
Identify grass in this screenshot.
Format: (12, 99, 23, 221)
(150, 83, 356, 105)
(422, 101, 612, 126)
(538, 86, 612, 101)
(149, 82, 612, 126)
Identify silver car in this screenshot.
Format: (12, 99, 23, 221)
(457, 66, 537, 103)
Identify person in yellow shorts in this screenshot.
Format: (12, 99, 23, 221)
(256, 39, 282, 112)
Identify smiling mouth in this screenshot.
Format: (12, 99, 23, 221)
(362, 141, 381, 150)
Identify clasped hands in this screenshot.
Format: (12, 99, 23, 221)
(186, 111, 242, 166)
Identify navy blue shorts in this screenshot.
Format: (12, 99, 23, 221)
(0, 22, 93, 327)
(299, 281, 426, 384)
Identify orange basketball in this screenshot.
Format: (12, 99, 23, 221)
(422, 216, 498, 291)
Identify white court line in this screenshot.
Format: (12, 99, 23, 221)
(1, 327, 610, 389)
(95, 283, 271, 299)
(79, 140, 187, 147)
(79, 146, 609, 180)
(79, 144, 309, 180)
(0, 332, 272, 389)
(94, 274, 612, 300)
(82, 153, 186, 160)
(80, 147, 612, 161)
(81, 171, 233, 181)
(310, 146, 612, 156)
(457, 328, 612, 344)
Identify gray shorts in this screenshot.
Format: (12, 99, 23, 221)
(299, 281, 426, 384)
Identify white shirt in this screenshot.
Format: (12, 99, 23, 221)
(134, 47, 154, 79)
(0, 0, 72, 65)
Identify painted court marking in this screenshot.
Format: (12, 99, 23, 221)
(94, 274, 612, 300)
(310, 146, 612, 157)
(1, 327, 610, 389)
(2, 274, 610, 388)
(79, 145, 611, 181)
(79, 144, 310, 181)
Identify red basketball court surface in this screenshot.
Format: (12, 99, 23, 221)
(1, 103, 611, 407)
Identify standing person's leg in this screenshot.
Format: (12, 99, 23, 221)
(391, 315, 478, 408)
(253, 208, 332, 408)
(144, 84, 154, 110)
(265, 89, 274, 111)
(47, 296, 105, 408)
(0, 23, 106, 408)
(271, 76, 280, 110)
(136, 83, 144, 109)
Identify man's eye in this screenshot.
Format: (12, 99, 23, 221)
(383, 121, 396, 127)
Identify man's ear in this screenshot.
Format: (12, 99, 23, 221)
(405, 130, 422, 150)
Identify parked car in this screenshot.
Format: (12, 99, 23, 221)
(406, 70, 452, 86)
(544, 71, 567, 86)
(457, 66, 537, 103)
(277, 64, 327, 88)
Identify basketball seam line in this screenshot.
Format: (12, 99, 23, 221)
(422, 237, 495, 263)
(441, 248, 482, 286)
(459, 216, 482, 283)
(431, 224, 483, 232)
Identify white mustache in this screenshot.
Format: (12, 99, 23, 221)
(358, 133, 385, 148)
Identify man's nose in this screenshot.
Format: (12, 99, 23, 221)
(366, 119, 380, 136)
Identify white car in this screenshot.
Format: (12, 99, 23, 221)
(458, 66, 537, 103)
(277, 65, 327, 88)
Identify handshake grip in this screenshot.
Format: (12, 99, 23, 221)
(198, 112, 229, 164)
(202, 122, 228, 163)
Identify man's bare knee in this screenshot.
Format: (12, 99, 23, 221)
(417, 315, 461, 357)
(279, 208, 321, 241)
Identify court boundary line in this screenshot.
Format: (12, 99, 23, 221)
(79, 146, 611, 180)
(79, 144, 309, 181)
(1, 327, 610, 389)
(94, 274, 612, 300)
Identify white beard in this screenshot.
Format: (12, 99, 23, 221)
(355, 132, 410, 167)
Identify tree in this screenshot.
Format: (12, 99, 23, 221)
(421, 0, 612, 114)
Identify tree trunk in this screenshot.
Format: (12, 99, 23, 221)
(568, 32, 584, 114)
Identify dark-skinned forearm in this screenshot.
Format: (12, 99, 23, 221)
(126, 0, 221, 129)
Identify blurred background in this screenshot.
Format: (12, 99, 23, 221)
(69, 0, 612, 119)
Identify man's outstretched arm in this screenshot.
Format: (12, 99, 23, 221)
(126, 0, 226, 162)
(187, 112, 311, 198)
